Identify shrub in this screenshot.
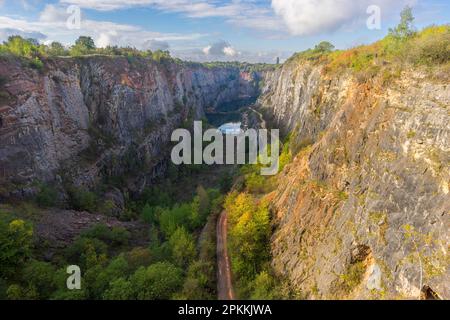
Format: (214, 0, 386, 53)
(190, 186, 211, 229)
(35, 184, 58, 207)
(29, 57, 44, 70)
(250, 271, 279, 300)
(406, 25, 450, 65)
(22, 260, 56, 299)
(68, 186, 98, 212)
(64, 237, 108, 269)
(279, 142, 292, 172)
(2, 36, 43, 59)
(125, 247, 153, 271)
(81, 224, 130, 247)
(141, 187, 172, 207)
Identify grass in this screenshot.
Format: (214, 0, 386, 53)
(335, 261, 366, 296)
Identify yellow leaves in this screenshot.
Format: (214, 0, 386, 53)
(418, 25, 450, 39)
(9, 219, 33, 237)
(225, 192, 255, 225)
(9, 219, 25, 230)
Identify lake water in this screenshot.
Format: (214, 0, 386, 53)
(218, 122, 242, 135)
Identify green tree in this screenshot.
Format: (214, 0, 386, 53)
(3, 36, 41, 58)
(181, 260, 216, 300)
(250, 271, 278, 300)
(225, 193, 271, 285)
(22, 260, 56, 299)
(68, 186, 98, 212)
(151, 50, 171, 62)
(86, 255, 129, 299)
(47, 41, 67, 56)
(190, 185, 211, 227)
(130, 262, 183, 300)
(140, 187, 171, 207)
(169, 227, 196, 267)
(6, 284, 28, 300)
(64, 237, 108, 270)
(141, 204, 164, 224)
(159, 204, 192, 238)
(125, 247, 153, 271)
(70, 36, 96, 56)
(389, 6, 416, 39)
(314, 41, 335, 53)
(0, 219, 33, 278)
(35, 184, 58, 207)
(103, 278, 134, 300)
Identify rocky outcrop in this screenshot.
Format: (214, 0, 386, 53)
(258, 61, 449, 299)
(33, 208, 149, 258)
(0, 56, 259, 198)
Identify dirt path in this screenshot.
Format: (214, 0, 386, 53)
(248, 106, 266, 129)
(217, 210, 235, 300)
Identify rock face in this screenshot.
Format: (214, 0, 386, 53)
(0, 56, 259, 197)
(258, 61, 449, 299)
(1, 53, 448, 300)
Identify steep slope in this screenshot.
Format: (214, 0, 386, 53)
(258, 60, 449, 299)
(0, 56, 259, 199)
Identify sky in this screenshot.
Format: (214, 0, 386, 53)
(0, 0, 448, 63)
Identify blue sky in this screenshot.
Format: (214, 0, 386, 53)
(0, 0, 448, 63)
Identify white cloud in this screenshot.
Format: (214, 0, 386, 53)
(96, 32, 113, 47)
(0, 28, 46, 41)
(40, 4, 70, 22)
(202, 41, 238, 57)
(0, 4, 206, 48)
(61, 0, 282, 33)
(175, 46, 289, 64)
(223, 46, 237, 57)
(271, 0, 414, 36)
(61, 0, 241, 17)
(143, 39, 170, 51)
(38, 0, 420, 40)
(202, 45, 211, 55)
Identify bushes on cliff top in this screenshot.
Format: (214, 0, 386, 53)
(286, 6, 449, 78)
(325, 25, 449, 74)
(0, 36, 45, 69)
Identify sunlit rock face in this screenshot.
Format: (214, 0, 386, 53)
(258, 61, 449, 299)
(0, 56, 260, 198)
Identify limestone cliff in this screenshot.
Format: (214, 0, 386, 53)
(258, 60, 449, 299)
(0, 56, 259, 198)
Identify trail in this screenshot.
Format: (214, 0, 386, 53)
(217, 210, 235, 300)
(248, 106, 266, 129)
(216, 104, 265, 300)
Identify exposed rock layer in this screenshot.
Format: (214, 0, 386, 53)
(258, 61, 449, 299)
(0, 56, 259, 197)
